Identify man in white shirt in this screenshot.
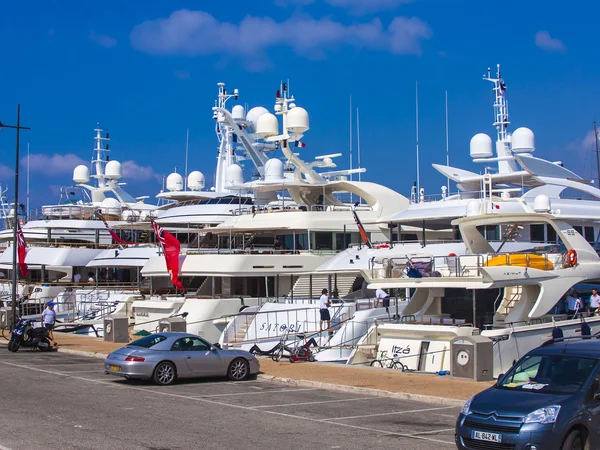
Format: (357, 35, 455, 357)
(40, 302, 57, 347)
(73, 270, 81, 283)
(319, 288, 331, 332)
(375, 288, 390, 313)
(566, 291, 582, 317)
(589, 289, 600, 316)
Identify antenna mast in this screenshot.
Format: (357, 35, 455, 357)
(416, 81, 420, 199)
(445, 90, 450, 190)
(184, 128, 189, 190)
(92, 125, 110, 188)
(356, 107, 361, 183)
(594, 121, 600, 185)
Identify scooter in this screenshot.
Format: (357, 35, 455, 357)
(7, 318, 53, 353)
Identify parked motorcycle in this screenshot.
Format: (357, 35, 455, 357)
(7, 318, 53, 353)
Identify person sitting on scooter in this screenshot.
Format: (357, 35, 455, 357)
(41, 302, 57, 347)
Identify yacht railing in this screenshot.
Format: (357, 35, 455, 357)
(370, 251, 565, 281)
(232, 204, 373, 216)
(184, 247, 338, 256)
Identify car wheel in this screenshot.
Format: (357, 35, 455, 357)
(228, 358, 249, 381)
(152, 362, 176, 386)
(562, 428, 588, 450)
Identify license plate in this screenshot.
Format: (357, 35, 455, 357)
(472, 430, 502, 443)
(108, 365, 120, 372)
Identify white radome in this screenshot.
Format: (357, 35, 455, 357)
(470, 133, 493, 159)
(264, 158, 284, 182)
(225, 164, 244, 187)
(246, 107, 269, 132)
(511, 127, 535, 153)
(105, 160, 122, 180)
(466, 200, 482, 217)
(533, 194, 551, 213)
(232, 105, 245, 121)
(286, 106, 309, 133)
(73, 165, 90, 184)
(187, 171, 205, 191)
(256, 113, 279, 138)
(100, 197, 121, 215)
(166, 172, 184, 192)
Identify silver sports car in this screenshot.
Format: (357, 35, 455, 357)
(104, 332, 260, 385)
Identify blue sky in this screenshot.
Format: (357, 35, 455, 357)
(0, 0, 598, 210)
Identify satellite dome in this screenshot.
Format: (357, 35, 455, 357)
(105, 160, 122, 180)
(264, 158, 284, 182)
(286, 106, 309, 133)
(73, 165, 90, 184)
(470, 133, 493, 159)
(166, 172, 184, 192)
(225, 164, 244, 187)
(511, 127, 535, 154)
(187, 171, 205, 191)
(466, 200, 482, 217)
(100, 197, 121, 215)
(246, 107, 269, 132)
(232, 105, 246, 121)
(533, 194, 551, 213)
(256, 113, 279, 138)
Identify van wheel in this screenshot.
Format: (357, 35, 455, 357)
(562, 428, 588, 450)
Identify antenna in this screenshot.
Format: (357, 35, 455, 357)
(26, 143, 30, 220)
(415, 81, 420, 200)
(349, 94, 353, 202)
(184, 128, 189, 189)
(445, 90, 450, 190)
(594, 121, 600, 185)
(357, 107, 361, 183)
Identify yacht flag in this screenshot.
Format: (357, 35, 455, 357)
(352, 203, 372, 249)
(151, 220, 184, 290)
(16, 222, 28, 278)
(97, 212, 137, 246)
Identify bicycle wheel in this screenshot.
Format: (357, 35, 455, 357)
(370, 360, 384, 368)
(391, 361, 408, 371)
(1, 326, 10, 340)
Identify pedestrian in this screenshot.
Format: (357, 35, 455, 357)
(87, 272, 95, 284)
(589, 289, 600, 316)
(375, 287, 390, 313)
(319, 288, 331, 333)
(566, 291, 582, 317)
(73, 269, 81, 283)
(41, 301, 57, 347)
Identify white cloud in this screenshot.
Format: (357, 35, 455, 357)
(130, 10, 432, 69)
(89, 30, 117, 48)
(276, 0, 413, 14)
(23, 153, 87, 175)
(121, 160, 161, 182)
(0, 164, 13, 180)
(535, 31, 566, 53)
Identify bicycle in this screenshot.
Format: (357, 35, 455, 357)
(1, 325, 11, 340)
(370, 350, 409, 371)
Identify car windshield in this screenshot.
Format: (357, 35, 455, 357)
(499, 354, 597, 394)
(129, 335, 167, 349)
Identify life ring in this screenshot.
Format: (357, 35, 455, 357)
(567, 249, 578, 267)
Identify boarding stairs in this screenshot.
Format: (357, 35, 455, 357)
(286, 274, 358, 299)
(493, 285, 523, 325)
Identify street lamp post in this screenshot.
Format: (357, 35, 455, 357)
(0, 104, 31, 329)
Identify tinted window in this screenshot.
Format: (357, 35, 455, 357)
(171, 337, 211, 351)
(129, 335, 167, 348)
(530, 224, 545, 243)
(500, 354, 597, 394)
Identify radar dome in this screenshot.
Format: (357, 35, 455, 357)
(166, 172, 184, 192)
(470, 133, 493, 159)
(533, 194, 551, 213)
(73, 165, 90, 184)
(511, 127, 535, 153)
(100, 197, 121, 215)
(105, 160, 122, 180)
(286, 106, 309, 133)
(246, 106, 269, 132)
(264, 158, 284, 182)
(466, 200, 482, 217)
(187, 171, 205, 191)
(225, 164, 244, 187)
(256, 113, 279, 138)
(232, 105, 246, 121)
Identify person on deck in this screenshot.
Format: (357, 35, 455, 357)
(566, 291, 582, 317)
(319, 288, 331, 333)
(375, 288, 390, 313)
(589, 289, 600, 316)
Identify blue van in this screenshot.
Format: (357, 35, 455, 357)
(456, 338, 600, 450)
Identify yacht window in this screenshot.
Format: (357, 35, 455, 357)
(336, 233, 351, 250)
(477, 225, 500, 241)
(585, 226, 595, 243)
(574, 226, 583, 235)
(530, 224, 545, 243)
(315, 232, 333, 250)
(546, 224, 557, 243)
(400, 233, 418, 242)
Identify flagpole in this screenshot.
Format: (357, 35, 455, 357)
(416, 81, 420, 200)
(26, 143, 30, 220)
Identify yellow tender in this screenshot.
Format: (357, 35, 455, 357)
(484, 253, 553, 270)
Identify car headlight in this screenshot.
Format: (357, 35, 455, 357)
(523, 405, 561, 424)
(461, 396, 474, 416)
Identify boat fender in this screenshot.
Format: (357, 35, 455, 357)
(567, 249, 578, 267)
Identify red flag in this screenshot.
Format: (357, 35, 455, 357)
(16, 222, 28, 278)
(98, 213, 138, 245)
(352, 207, 372, 249)
(151, 220, 184, 290)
